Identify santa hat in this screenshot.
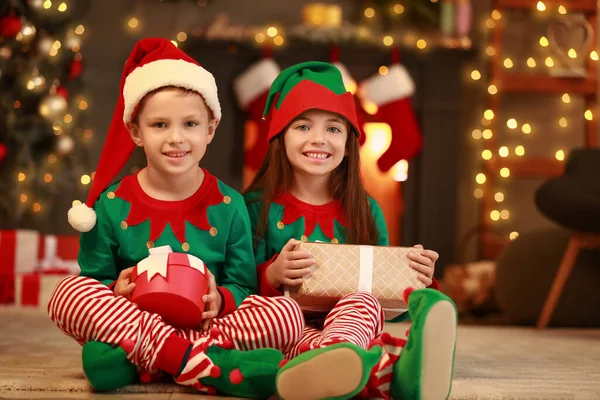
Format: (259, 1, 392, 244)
(263, 61, 362, 140)
(68, 38, 222, 232)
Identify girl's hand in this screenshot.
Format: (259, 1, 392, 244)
(201, 269, 222, 331)
(114, 267, 136, 298)
(408, 244, 439, 287)
(267, 238, 316, 289)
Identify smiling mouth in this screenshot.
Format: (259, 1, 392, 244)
(303, 152, 331, 160)
(164, 151, 189, 158)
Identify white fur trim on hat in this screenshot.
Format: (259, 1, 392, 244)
(68, 202, 97, 232)
(233, 58, 280, 109)
(360, 64, 415, 106)
(122, 59, 222, 122)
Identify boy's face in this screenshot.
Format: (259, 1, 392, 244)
(127, 88, 218, 178)
(283, 109, 348, 179)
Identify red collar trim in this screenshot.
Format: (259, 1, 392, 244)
(274, 192, 346, 238)
(114, 168, 223, 243)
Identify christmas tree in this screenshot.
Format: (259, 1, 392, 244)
(0, 0, 92, 225)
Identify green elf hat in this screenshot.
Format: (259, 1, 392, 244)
(263, 61, 362, 141)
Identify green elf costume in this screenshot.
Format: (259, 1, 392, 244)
(46, 38, 303, 398)
(243, 62, 458, 399)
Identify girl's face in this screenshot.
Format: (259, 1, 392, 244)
(283, 109, 349, 180)
(127, 87, 218, 179)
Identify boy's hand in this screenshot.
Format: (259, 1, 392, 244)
(408, 244, 438, 287)
(201, 269, 222, 331)
(267, 238, 315, 289)
(114, 267, 136, 298)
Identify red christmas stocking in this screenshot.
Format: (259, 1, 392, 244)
(333, 62, 367, 146)
(360, 64, 422, 172)
(233, 58, 280, 171)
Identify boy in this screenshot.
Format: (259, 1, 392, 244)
(48, 38, 304, 398)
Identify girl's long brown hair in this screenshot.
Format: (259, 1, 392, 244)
(244, 130, 379, 247)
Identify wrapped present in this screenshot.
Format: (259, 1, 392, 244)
(37, 234, 80, 274)
(0, 230, 40, 304)
(2, 271, 70, 310)
(284, 242, 426, 320)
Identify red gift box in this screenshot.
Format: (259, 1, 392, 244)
(131, 245, 209, 329)
(37, 234, 80, 274)
(0, 230, 40, 304)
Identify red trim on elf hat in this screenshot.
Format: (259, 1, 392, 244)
(67, 38, 221, 233)
(267, 80, 362, 141)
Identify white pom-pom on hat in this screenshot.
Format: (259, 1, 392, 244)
(68, 202, 97, 232)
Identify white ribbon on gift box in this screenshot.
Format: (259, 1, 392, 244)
(38, 235, 80, 274)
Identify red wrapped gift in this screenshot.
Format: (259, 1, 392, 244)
(37, 234, 80, 274)
(0, 230, 40, 304)
(131, 245, 209, 329)
(12, 271, 70, 310)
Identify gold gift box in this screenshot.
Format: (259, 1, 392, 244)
(285, 242, 426, 320)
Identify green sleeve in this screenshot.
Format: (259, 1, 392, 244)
(369, 197, 390, 246)
(218, 201, 258, 313)
(77, 197, 119, 286)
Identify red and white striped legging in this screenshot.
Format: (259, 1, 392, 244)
(48, 276, 305, 372)
(285, 291, 385, 359)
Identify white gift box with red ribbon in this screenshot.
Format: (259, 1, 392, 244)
(0, 230, 79, 308)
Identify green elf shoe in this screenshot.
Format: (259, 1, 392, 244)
(175, 327, 285, 399)
(391, 288, 458, 400)
(82, 341, 138, 391)
(276, 342, 383, 400)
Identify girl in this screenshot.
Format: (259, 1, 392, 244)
(244, 61, 458, 399)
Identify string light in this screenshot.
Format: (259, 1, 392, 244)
(17, 172, 26, 182)
(482, 150, 493, 160)
(472, 129, 482, 139)
(379, 66, 389, 75)
(591, 51, 599, 61)
(484, 109, 495, 120)
(383, 35, 394, 46)
(500, 210, 510, 220)
(75, 25, 85, 35)
(416, 39, 427, 50)
(491, 10, 502, 20)
(515, 145, 525, 156)
(555, 150, 565, 161)
(562, 93, 571, 103)
(509, 231, 519, 240)
(558, 5, 567, 14)
(559, 117, 568, 128)
(127, 17, 139, 29)
(485, 19, 496, 29)
(255, 33, 265, 43)
(72, 200, 82, 207)
(364, 8, 375, 18)
(536, 1, 546, 12)
(488, 84, 498, 95)
(584, 110, 594, 120)
(482, 129, 493, 139)
(274, 36, 284, 46)
(490, 210, 500, 221)
(545, 57, 555, 67)
(471, 70, 481, 80)
(393, 4, 404, 14)
(476, 173, 487, 184)
(44, 173, 53, 183)
(568, 48, 577, 59)
(81, 175, 91, 185)
(495, 192, 504, 202)
(500, 168, 510, 178)
(474, 188, 484, 198)
(57, 2, 67, 12)
(43, 0, 52, 9)
(527, 58, 536, 68)
(177, 32, 188, 42)
(485, 46, 496, 56)
(20, 194, 28, 203)
(267, 27, 278, 37)
(522, 124, 532, 134)
(507, 118, 518, 129)
(171, 40, 178, 47)
(499, 146, 509, 157)
(503, 58, 514, 68)
(33, 203, 42, 213)
(539, 36, 549, 47)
